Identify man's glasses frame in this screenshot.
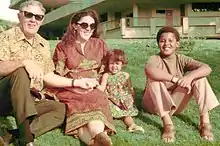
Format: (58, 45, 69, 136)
(77, 22, 96, 30)
(21, 11, 44, 21)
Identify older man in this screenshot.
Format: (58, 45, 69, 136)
(0, 1, 76, 146)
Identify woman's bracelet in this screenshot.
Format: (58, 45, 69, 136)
(71, 79, 75, 87)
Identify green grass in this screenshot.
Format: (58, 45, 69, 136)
(1, 39, 220, 146)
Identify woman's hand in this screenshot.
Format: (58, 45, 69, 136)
(74, 78, 99, 89)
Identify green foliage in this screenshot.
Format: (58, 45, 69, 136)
(0, 20, 16, 32)
(180, 37, 196, 51)
(0, 39, 220, 146)
(180, 35, 206, 51)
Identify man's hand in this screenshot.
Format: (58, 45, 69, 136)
(22, 60, 43, 81)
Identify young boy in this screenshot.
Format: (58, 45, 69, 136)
(142, 26, 219, 143)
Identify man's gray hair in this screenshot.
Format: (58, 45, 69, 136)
(19, 0, 46, 14)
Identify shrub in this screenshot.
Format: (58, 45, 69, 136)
(180, 34, 206, 51)
(0, 20, 16, 32)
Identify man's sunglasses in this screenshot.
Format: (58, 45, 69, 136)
(77, 22, 96, 30)
(22, 11, 44, 21)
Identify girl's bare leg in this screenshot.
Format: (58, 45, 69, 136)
(78, 126, 93, 145)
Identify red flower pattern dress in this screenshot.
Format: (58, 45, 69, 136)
(105, 71, 138, 118)
(43, 38, 116, 137)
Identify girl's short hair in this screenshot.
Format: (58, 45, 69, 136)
(106, 49, 128, 65)
(156, 26, 180, 43)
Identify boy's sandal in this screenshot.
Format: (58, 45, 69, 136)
(162, 124, 175, 143)
(199, 123, 214, 141)
(128, 125, 145, 133)
(92, 132, 112, 146)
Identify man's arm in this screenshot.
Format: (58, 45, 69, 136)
(0, 60, 24, 76)
(0, 59, 44, 81)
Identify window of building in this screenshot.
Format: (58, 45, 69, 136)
(156, 10, 165, 14)
(180, 4, 185, 16)
(100, 13, 108, 22)
(115, 12, 122, 20)
(126, 13, 133, 17)
(192, 3, 220, 12)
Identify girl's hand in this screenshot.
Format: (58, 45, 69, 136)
(74, 78, 99, 89)
(123, 98, 133, 109)
(96, 85, 104, 91)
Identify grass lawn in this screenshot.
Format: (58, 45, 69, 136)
(1, 39, 220, 146)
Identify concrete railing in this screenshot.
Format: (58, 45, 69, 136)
(101, 20, 120, 31)
(119, 16, 220, 39)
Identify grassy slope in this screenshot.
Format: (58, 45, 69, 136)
(1, 39, 220, 146)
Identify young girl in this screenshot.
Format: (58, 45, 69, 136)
(98, 49, 144, 133)
(142, 26, 219, 143)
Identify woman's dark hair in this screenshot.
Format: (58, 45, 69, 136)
(61, 9, 101, 47)
(156, 26, 180, 43)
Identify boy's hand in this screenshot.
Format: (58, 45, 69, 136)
(177, 75, 194, 94)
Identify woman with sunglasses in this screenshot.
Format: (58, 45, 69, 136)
(43, 10, 116, 146)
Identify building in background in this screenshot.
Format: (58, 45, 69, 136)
(0, 0, 18, 22)
(10, 0, 220, 39)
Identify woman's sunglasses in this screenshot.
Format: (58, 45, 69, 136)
(77, 22, 96, 30)
(22, 11, 44, 21)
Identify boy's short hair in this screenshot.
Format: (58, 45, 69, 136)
(156, 26, 180, 43)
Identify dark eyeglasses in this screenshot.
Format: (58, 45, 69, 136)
(22, 11, 44, 21)
(77, 22, 96, 30)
